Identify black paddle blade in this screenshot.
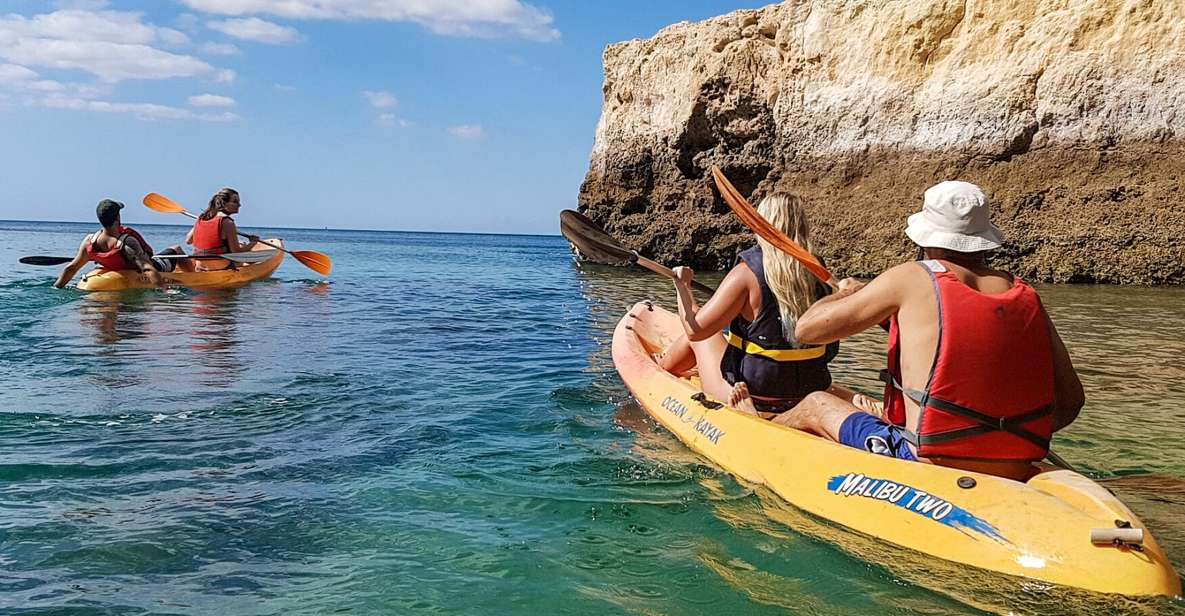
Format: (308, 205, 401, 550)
(559, 209, 638, 266)
(19, 256, 73, 266)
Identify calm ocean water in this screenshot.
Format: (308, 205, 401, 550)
(1, 220, 1183, 615)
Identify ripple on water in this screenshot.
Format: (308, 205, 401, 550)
(1, 226, 1184, 614)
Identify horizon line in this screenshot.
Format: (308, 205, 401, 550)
(0, 218, 563, 239)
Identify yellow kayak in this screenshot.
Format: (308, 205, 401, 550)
(77, 239, 285, 292)
(612, 302, 1181, 597)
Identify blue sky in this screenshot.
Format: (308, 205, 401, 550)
(0, 0, 766, 234)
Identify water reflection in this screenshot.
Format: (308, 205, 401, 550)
(186, 287, 246, 387)
(79, 291, 154, 347)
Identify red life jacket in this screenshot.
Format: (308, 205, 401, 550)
(84, 226, 153, 271)
(881, 260, 1054, 462)
(191, 215, 230, 254)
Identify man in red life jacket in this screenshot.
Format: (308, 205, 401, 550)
(776, 181, 1085, 481)
(54, 199, 185, 289)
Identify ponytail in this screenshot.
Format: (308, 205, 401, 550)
(198, 187, 239, 221)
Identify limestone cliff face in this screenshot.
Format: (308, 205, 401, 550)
(577, 0, 1185, 284)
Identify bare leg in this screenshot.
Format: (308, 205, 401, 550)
(659, 335, 697, 376)
(825, 384, 885, 418)
(684, 334, 733, 404)
(772, 390, 862, 442)
(159, 245, 195, 273)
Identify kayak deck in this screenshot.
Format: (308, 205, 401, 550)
(77, 239, 285, 292)
(611, 302, 1181, 597)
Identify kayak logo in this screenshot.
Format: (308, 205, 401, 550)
(661, 395, 689, 420)
(661, 396, 726, 445)
(827, 473, 1006, 542)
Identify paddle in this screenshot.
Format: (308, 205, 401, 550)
(559, 209, 716, 295)
(19, 256, 74, 266)
(142, 193, 332, 276)
(711, 166, 838, 290)
(19, 252, 277, 266)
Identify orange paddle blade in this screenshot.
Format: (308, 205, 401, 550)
(143, 192, 188, 214)
(710, 166, 835, 286)
(291, 250, 332, 276)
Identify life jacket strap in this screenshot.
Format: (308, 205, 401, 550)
(725, 330, 826, 362)
(878, 369, 1052, 450)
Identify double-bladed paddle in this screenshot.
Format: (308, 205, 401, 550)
(19, 252, 277, 266)
(142, 193, 332, 276)
(559, 209, 716, 295)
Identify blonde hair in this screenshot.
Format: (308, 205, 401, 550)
(755, 193, 816, 342)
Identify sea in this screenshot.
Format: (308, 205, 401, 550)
(1, 220, 1183, 615)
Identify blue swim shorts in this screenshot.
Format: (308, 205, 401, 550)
(838, 412, 917, 461)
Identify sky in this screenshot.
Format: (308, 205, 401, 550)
(0, 0, 769, 235)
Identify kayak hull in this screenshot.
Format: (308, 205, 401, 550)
(76, 239, 285, 292)
(612, 302, 1181, 598)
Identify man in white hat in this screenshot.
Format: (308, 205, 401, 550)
(774, 181, 1084, 480)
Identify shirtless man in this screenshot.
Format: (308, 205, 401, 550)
(775, 181, 1085, 481)
(54, 199, 183, 289)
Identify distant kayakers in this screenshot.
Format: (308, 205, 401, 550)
(778, 181, 1084, 481)
(660, 193, 846, 414)
(186, 188, 259, 269)
(53, 199, 185, 289)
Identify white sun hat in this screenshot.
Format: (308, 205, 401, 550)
(905, 181, 1004, 252)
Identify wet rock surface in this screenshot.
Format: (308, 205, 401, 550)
(577, 0, 1185, 284)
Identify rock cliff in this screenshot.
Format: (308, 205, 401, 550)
(577, 0, 1185, 284)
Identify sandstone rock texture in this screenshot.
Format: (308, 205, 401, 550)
(577, 0, 1185, 284)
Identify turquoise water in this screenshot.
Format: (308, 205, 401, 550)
(1, 221, 1183, 615)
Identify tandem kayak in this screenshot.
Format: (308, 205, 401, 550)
(76, 239, 285, 292)
(612, 302, 1181, 597)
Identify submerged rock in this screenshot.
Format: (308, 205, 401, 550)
(578, 0, 1185, 284)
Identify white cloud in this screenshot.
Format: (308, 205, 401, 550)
(200, 41, 241, 55)
(376, 113, 413, 128)
(0, 62, 108, 96)
(180, 0, 560, 41)
(207, 17, 300, 44)
(0, 63, 39, 82)
(362, 89, 396, 108)
(0, 9, 227, 82)
(274, 83, 297, 92)
(41, 95, 240, 122)
(188, 93, 236, 107)
(447, 124, 486, 140)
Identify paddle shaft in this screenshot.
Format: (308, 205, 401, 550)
(636, 254, 716, 295)
(21, 253, 268, 266)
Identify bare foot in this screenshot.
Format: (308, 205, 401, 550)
(729, 382, 759, 415)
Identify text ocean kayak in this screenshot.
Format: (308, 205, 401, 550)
(612, 302, 1181, 597)
(76, 239, 285, 292)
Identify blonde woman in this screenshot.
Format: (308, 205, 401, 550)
(659, 193, 843, 415)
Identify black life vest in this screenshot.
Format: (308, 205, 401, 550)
(720, 245, 837, 401)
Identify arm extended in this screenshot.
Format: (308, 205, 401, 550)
(794, 265, 912, 345)
(672, 263, 750, 341)
(53, 239, 90, 289)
